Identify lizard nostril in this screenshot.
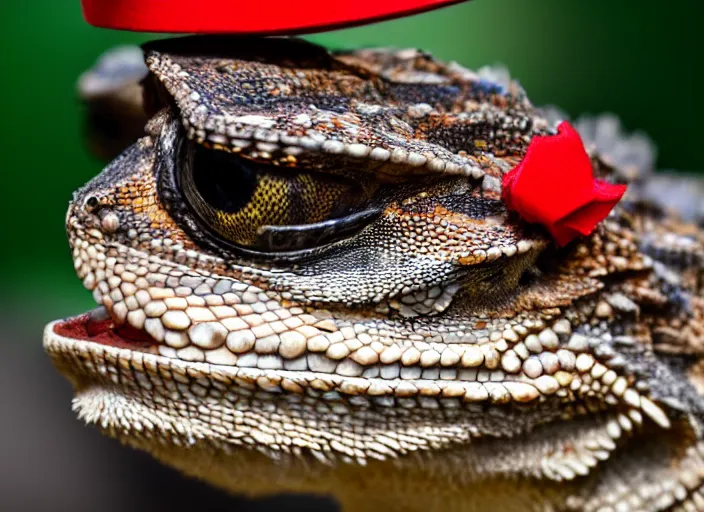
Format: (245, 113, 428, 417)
(84, 195, 100, 212)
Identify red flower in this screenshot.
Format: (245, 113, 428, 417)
(502, 122, 627, 246)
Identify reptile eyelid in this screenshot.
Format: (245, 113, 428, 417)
(254, 207, 382, 252)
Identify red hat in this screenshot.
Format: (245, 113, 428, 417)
(81, 0, 466, 34)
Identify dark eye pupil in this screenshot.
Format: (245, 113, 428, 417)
(192, 145, 257, 213)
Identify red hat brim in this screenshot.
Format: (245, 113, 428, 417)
(82, 0, 467, 34)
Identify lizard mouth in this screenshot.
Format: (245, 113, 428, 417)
(53, 307, 158, 350)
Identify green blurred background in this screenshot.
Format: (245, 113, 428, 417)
(0, 1, 701, 510)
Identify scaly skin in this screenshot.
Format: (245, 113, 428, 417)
(45, 36, 704, 511)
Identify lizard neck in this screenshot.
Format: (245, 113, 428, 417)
(123, 431, 571, 512)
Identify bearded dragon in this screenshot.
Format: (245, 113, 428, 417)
(44, 36, 704, 511)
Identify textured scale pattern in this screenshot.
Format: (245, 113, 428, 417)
(144, 37, 545, 189)
(44, 36, 704, 511)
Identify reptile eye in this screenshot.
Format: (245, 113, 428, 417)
(182, 144, 378, 252)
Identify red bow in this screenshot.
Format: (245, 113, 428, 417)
(502, 122, 626, 246)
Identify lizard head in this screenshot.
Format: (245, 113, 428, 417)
(45, 36, 704, 510)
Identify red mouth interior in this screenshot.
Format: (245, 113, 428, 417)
(54, 313, 157, 349)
